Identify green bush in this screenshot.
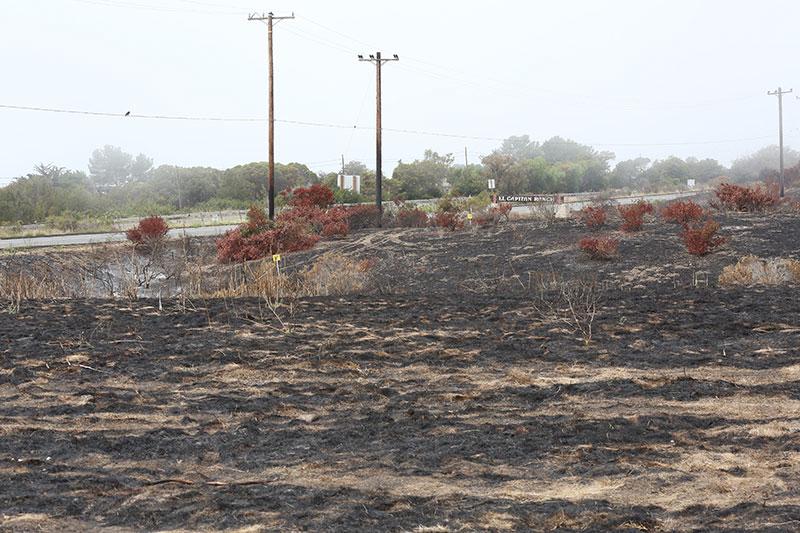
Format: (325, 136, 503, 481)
(333, 187, 369, 205)
(463, 191, 492, 212)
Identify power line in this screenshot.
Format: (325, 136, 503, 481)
(0, 104, 262, 121)
(65, 0, 243, 15)
(293, 15, 762, 111)
(0, 103, 781, 147)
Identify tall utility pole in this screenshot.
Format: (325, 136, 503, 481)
(768, 87, 792, 198)
(358, 52, 399, 222)
(249, 11, 295, 220)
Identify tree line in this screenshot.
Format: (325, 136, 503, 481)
(1, 138, 796, 225)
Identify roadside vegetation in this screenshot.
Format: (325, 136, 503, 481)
(2, 140, 798, 230)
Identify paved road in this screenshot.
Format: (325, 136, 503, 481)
(1, 190, 703, 250)
(0, 224, 238, 250)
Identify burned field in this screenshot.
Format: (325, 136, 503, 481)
(2, 211, 800, 531)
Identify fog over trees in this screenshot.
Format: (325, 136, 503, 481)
(0, 137, 794, 225)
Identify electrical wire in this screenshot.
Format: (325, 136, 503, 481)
(65, 0, 244, 16)
(294, 14, 763, 110)
(0, 103, 779, 148)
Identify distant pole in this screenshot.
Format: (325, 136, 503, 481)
(464, 146, 469, 168)
(176, 167, 183, 210)
(359, 52, 399, 224)
(768, 87, 792, 198)
(249, 11, 295, 219)
(341, 154, 345, 175)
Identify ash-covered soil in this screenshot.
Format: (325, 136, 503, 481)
(2, 211, 800, 531)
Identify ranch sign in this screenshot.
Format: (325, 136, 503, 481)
(495, 194, 564, 204)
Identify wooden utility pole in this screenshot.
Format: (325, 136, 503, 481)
(176, 167, 182, 210)
(249, 12, 295, 219)
(768, 87, 792, 198)
(358, 52, 399, 223)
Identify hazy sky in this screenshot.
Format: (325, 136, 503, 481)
(2, 0, 799, 184)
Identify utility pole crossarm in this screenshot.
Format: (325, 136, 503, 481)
(358, 52, 399, 225)
(247, 12, 295, 21)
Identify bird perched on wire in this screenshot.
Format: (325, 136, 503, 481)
(124, 111, 131, 117)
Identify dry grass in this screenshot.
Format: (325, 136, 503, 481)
(202, 252, 375, 300)
(719, 255, 800, 286)
(0, 260, 93, 312)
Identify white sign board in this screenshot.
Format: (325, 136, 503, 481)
(337, 174, 361, 194)
(487, 179, 496, 190)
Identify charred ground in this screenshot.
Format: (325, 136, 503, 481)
(2, 210, 800, 531)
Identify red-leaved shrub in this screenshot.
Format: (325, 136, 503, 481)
(579, 206, 607, 229)
(434, 211, 465, 231)
(395, 207, 430, 228)
(216, 220, 321, 263)
(240, 205, 272, 237)
(474, 203, 513, 227)
(217, 202, 332, 263)
(319, 207, 350, 238)
(126, 216, 169, 246)
(579, 236, 619, 260)
(660, 200, 705, 226)
(341, 205, 381, 230)
(681, 219, 725, 256)
(714, 182, 778, 212)
(474, 213, 495, 227)
(618, 201, 654, 232)
(275, 204, 353, 238)
(288, 183, 335, 209)
(495, 203, 512, 222)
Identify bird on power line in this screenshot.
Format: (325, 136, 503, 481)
(124, 111, 131, 117)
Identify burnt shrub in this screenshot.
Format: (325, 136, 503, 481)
(579, 235, 619, 260)
(433, 195, 467, 231)
(618, 201, 654, 232)
(495, 202, 512, 222)
(434, 211, 465, 231)
(474, 203, 513, 227)
(714, 182, 778, 212)
(661, 200, 705, 226)
(474, 212, 497, 227)
(342, 205, 381, 230)
(681, 219, 725, 256)
(579, 205, 607, 229)
(395, 207, 430, 228)
(126, 216, 169, 247)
